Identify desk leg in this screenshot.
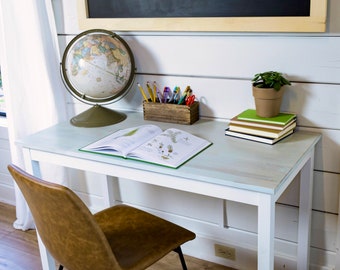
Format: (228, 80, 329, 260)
(36, 231, 56, 270)
(22, 149, 42, 179)
(258, 194, 275, 270)
(297, 155, 314, 269)
(102, 176, 121, 207)
(22, 148, 56, 270)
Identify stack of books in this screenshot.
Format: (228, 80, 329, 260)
(225, 109, 297, 145)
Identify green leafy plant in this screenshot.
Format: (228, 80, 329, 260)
(252, 71, 291, 91)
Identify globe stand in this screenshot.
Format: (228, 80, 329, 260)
(70, 105, 126, 127)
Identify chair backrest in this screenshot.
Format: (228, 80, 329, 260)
(8, 164, 121, 270)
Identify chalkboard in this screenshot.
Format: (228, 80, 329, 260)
(87, 0, 310, 18)
(77, 0, 327, 32)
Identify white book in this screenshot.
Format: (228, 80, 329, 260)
(225, 128, 294, 145)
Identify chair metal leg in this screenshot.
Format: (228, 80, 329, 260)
(174, 246, 188, 270)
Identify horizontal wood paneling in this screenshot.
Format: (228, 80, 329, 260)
(118, 179, 224, 225)
(59, 34, 340, 85)
(226, 201, 338, 251)
(66, 74, 340, 129)
(305, 128, 340, 173)
(313, 171, 340, 214)
(126, 35, 340, 83)
(275, 171, 340, 215)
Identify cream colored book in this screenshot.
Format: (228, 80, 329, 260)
(80, 124, 212, 168)
(229, 115, 296, 131)
(228, 121, 296, 139)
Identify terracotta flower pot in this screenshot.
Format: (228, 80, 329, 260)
(252, 86, 285, 118)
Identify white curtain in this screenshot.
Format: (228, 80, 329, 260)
(0, 0, 67, 230)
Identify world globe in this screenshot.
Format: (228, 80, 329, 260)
(61, 29, 135, 127)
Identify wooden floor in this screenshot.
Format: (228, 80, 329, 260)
(0, 202, 235, 270)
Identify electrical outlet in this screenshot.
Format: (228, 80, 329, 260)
(214, 244, 236, 261)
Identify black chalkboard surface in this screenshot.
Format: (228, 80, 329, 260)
(87, 0, 310, 19)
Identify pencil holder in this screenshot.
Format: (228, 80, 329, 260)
(143, 100, 199, 125)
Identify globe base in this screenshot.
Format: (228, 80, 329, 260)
(70, 105, 126, 127)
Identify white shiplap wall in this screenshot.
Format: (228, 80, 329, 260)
(55, 1, 340, 269)
(1, 0, 338, 269)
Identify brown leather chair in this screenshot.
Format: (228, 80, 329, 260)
(8, 164, 196, 270)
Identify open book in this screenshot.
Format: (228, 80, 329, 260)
(80, 124, 212, 168)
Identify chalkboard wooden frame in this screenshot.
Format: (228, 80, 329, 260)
(77, 0, 327, 32)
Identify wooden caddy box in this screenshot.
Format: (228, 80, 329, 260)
(143, 101, 199, 125)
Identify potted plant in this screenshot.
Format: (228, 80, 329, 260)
(252, 71, 291, 118)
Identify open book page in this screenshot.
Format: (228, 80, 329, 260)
(128, 128, 212, 168)
(81, 125, 162, 157)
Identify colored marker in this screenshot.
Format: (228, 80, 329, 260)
(178, 86, 190, 105)
(163, 87, 170, 103)
(156, 87, 163, 103)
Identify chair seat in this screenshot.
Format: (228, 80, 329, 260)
(95, 205, 195, 270)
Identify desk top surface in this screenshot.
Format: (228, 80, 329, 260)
(19, 111, 321, 195)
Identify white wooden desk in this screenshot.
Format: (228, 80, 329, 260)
(19, 111, 320, 270)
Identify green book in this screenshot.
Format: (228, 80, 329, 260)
(237, 109, 296, 126)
